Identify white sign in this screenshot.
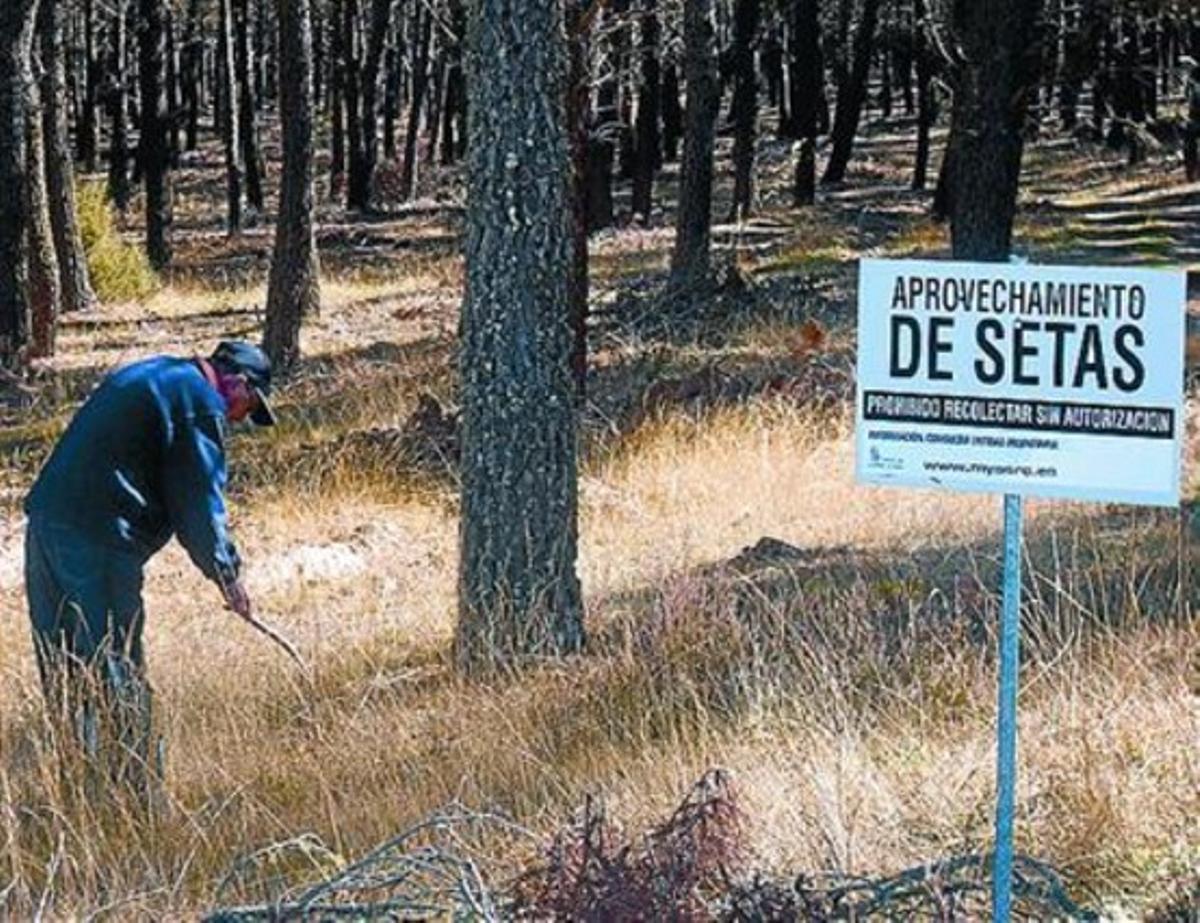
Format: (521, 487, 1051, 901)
(856, 258, 1186, 506)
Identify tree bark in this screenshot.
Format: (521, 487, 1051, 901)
(821, 0, 883, 184)
(729, 0, 761, 219)
(790, 0, 820, 206)
(950, 0, 1042, 261)
(264, 0, 320, 372)
(670, 0, 719, 286)
(182, 0, 203, 150)
(1, 0, 39, 370)
(458, 0, 584, 670)
(660, 59, 683, 162)
(631, 0, 661, 221)
(911, 0, 933, 190)
(567, 2, 593, 401)
(139, 0, 174, 268)
(40, 0, 96, 316)
(330, 0, 347, 186)
(346, 0, 395, 210)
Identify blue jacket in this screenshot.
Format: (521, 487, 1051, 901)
(25, 356, 241, 585)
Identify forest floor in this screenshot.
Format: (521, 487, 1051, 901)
(1, 110, 1199, 919)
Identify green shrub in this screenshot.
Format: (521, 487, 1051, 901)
(77, 180, 159, 303)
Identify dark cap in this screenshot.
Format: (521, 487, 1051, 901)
(211, 340, 277, 426)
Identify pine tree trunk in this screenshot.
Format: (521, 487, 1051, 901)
(166, 3, 182, 162)
(660, 59, 683, 162)
(567, 2, 592, 400)
(790, 0, 820, 206)
(78, 0, 99, 171)
(1, 0, 38, 370)
(346, 0, 394, 210)
(237, 0, 266, 212)
(26, 71, 60, 358)
(40, 0, 96, 315)
(264, 0, 320, 372)
(139, 0, 174, 268)
(586, 11, 616, 232)
(669, 0, 719, 287)
(400, 5, 432, 201)
(383, 27, 400, 158)
(729, 0, 761, 219)
(458, 0, 584, 671)
(182, 0, 202, 150)
(911, 0, 932, 190)
(106, 0, 131, 212)
(219, 0, 244, 233)
(950, 0, 1042, 261)
(631, 0, 661, 221)
(330, 0, 347, 186)
(821, 0, 882, 184)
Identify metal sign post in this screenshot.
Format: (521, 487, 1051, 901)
(993, 492, 1024, 922)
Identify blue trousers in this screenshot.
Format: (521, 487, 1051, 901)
(24, 515, 160, 793)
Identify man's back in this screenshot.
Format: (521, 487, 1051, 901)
(26, 356, 228, 562)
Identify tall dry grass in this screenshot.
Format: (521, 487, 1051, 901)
(1, 394, 1197, 919)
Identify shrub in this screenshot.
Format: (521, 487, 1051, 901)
(77, 181, 159, 304)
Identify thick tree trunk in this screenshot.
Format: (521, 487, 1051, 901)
(264, 0, 320, 372)
(237, 0, 266, 212)
(458, 0, 584, 670)
(0, 0, 38, 370)
(631, 0, 661, 221)
(821, 0, 882, 184)
(790, 0, 820, 206)
(40, 0, 96, 316)
(669, 0, 719, 287)
(139, 0, 174, 268)
(950, 0, 1042, 261)
(729, 0, 761, 219)
(106, 0, 131, 212)
(27, 79, 60, 359)
(567, 2, 594, 401)
(219, 0, 244, 233)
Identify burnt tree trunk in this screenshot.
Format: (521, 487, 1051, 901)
(139, 0, 174, 268)
(264, 0, 320, 372)
(729, 0, 761, 219)
(40, 0, 96, 315)
(821, 0, 882, 184)
(0, 0, 38, 369)
(458, 0, 584, 670)
(950, 0, 1042, 260)
(790, 0, 820, 206)
(631, 0, 661, 221)
(669, 0, 719, 287)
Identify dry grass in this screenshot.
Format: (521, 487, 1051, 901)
(1, 127, 1198, 919)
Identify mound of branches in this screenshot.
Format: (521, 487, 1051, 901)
(509, 768, 744, 920)
(202, 805, 515, 922)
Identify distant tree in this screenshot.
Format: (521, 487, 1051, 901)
(911, 0, 933, 190)
(236, 0, 266, 211)
(78, 0, 100, 171)
(400, 3, 433, 201)
(1, 0, 39, 370)
(219, 0, 245, 233)
(821, 0, 882, 184)
(40, 0, 96, 316)
(728, 0, 761, 218)
(106, 0, 132, 212)
(631, 0, 661, 221)
(457, 0, 585, 670)
(669, 0, 719, 287)
(138, 0, 174, 268)
(345, 0, 396, 210)
(950, 0, 1043, 260)
(790, 0, 821, 205)
(264, 0, 320, 371)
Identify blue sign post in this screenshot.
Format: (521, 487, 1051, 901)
(992, 493, 1024, 922)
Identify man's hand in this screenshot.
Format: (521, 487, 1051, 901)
(222, 578, 253, 620)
